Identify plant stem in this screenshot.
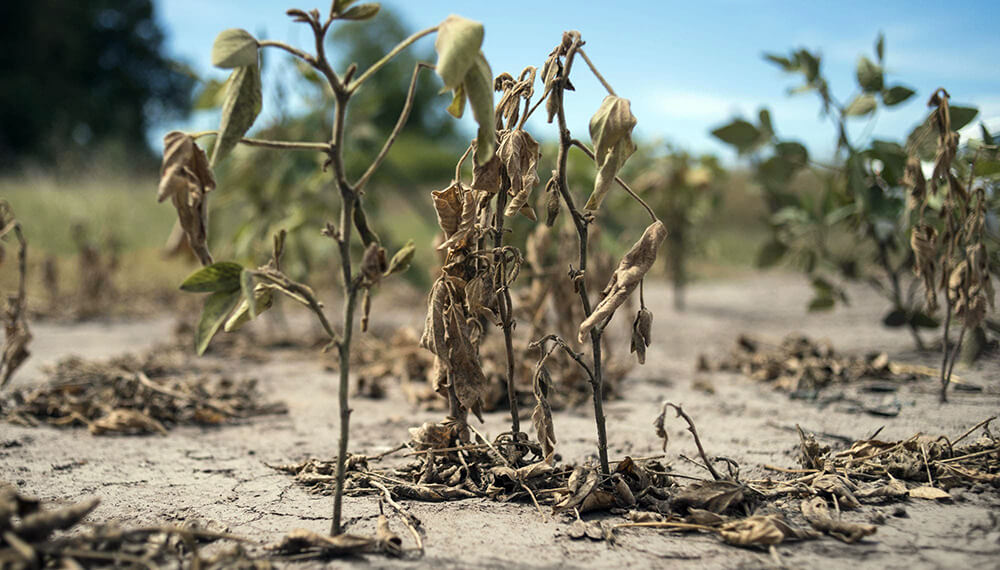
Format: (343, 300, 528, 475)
(553, 35, 610, 476)
(348, 26, 438, 92)
(568, 139, 657, 222)
(493, 188, 520, 438)
(576, 48, 616, 97)
(187, 132, 331, 153)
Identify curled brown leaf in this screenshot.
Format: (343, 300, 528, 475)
(157, 131, 216, 266)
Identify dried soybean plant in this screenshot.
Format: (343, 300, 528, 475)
(907, 89, 996, 402)
(0, 201, 30, 390)
(157, 2, 496, 538)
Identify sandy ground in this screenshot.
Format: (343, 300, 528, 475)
(2, 273, 998, 569)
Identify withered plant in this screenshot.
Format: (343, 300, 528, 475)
(0, 201, 31, 389)
(417, 32, 665, 477)
(158, 2, 496, 536)
(907, 89, 996, 402)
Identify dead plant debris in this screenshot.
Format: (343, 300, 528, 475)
(698, 333, 946, 396)
(0, 337, 286, 434)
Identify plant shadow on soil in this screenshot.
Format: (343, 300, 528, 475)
(1, 274, 998, 569)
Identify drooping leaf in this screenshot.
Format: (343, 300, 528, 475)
(211, 64, 263, 167)
(463, 52, 496, 165)
(157, 132, 216, 265)
(763, 53, 795, 71)
(855, 56, 883, 92)
(578, 221, 666, 341)
(211, 29, 259, 69)
(385, 240, 415, 276)
(180, 262, 243, 293)
(844, 93, 877, 116)
(195, 290, 242, 355)
(240, 269, 256, 318)
(498, 130, 540, 218)
(948, 106, 979, 131)
(586, 95, 637, 210)
(224, 286, 274, 332)
(446, 84, 466, 118)
(881, 85, 915, 106)
(710, 119, 761, 152)
(339, 3, 380, 20)
(434, 15, 484, 90)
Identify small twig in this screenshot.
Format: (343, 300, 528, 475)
(663, 402, 723, 481)
(187, 131, 331, 153)
(402, 443, 491, 457)
(935, 446, 1000, 464)
(952, 417, 996, 446)
(349, 26, 438, 92)
(370, 480, 424, 554)
(920, 444, 935, 486)
(576, 48, 617, 96)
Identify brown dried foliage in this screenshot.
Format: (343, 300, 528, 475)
(157, 131, 216, 266)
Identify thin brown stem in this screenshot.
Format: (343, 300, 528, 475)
(349, 26, 438, 92)
(188, 131, 332, 153)
(568, 139, 657, 222)
(493, 188, 521, 437)
(258, 40, 316, 66)
(576, 48, 617, 96)
(354, 63, 433, 193)
(663, 402, 724, 481)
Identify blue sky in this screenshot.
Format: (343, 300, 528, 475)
(156, 0, 1000, 160)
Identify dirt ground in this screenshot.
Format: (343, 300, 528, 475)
(2, 273, 998, 569)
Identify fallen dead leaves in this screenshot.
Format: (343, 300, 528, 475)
(0, 337, 286, 435)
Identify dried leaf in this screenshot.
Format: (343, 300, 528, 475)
(630, 307, 652, 364)
(908, 486, 951, 500)
(445, 308, 488, 414)
(719, 516, 785, 546)
(438, 188, 478, 251)
(375, 514, 402, 557)
(157, 132, 216, 265)
(672, 481, 744, 514)
(211, 63, 262, 167)
(653, 404, 669, 452)
(16, 496, 100, 542)
(89, 409, 168, 436)
(800, 497, 877, 543)
(272, 528, 375, 556)
(419, 279, 447, 356)
(578, 221, 666, 342)
(360, 243, 388, 286)
(531, 365, 556, 458)
(586, 95, 637, 210)
(471, 152, 502, 194)
(498, 130, 541, 218)
(431, 183, 464, 238)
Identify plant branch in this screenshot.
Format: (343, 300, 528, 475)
(354, 63, 434, 193)
(250, 270, 341, 345)
(663, 402, 724, 481)
(568, 139, 657, 222)
(494, 187, 521, 437)
(258, 40, 316, 66)
(576, 48, 616, 96)
(529, 334, 596, 383)
(349, 26, 439, 92)
(188, 131, 332, 153)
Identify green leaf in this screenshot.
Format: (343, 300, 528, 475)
(909, 312, 939, 329)
(211, 64, 263, 167)
(775, 141, 809, 168)
(807, 295, 835, 311)
(856, 56, 883, 92)
(949, 106, 979, 131)
(980, 122, 995, 145)
(463, 52, 496, 166)
(763, 53, 795, 71)
(434, 15, 484, 90)
(586, 95, 638, 210)
(710, 119, 761, 152)
(224, 287, 273, 332)
(758, 156, 796, 188)
(844, 93, 877, 116)
(240, 270, 257, 318)
(211, 29, 259, 69)
(340, 3, 380, 20)
(875, 33, 884, 62)
(195, 290, 242, 355)
(385, 240, 415, 276)
(973, 158, 1000, 177)
(180, 262, 244, 293)
(881, 85, 915, 106)
(882, 309, 906, 327)
(755, 240, 787, 268)
(758, 108, 774, 138)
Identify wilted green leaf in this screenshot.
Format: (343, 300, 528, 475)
(844, 94, 877, 116)
(180, 262, 244, 293)
(240, 269, 257, 318)
(763, 53, 795, 71)
(586, 95, 637, 210)
(211, 64, 262, 167)
(881, 85, 915, 106)
(711, 119, 761, 152)
(225, 287, 274, 332)
(386, 240, 415, 276)
(196, 290, 242, 355)
(211, 29, 259, 69)
(464, 52, 496, 165)
(434, 15, 484, 90)
(856, 56, 883, 92)
(340, 3, 380, 20)
(755, 240, 787, 268)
